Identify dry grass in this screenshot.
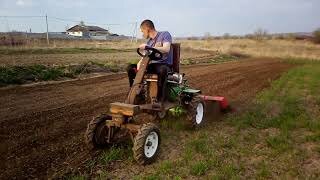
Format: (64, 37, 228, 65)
(5, 38, 320, 60)
(48, 38, 320, 60)
(0, 45, 216, 66)
(1, 39, 319, 67)
(0, 38, 141, 49)
(178, 39, 320, 60)
(49, 39, 142, 49)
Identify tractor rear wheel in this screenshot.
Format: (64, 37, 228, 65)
(85, 114, 112, 150)
(186, 97, 206, 128)
(133, 123, 161, 165)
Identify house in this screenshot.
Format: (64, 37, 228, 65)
(294, 32, 314, 40)
(66, 24, 110, 38)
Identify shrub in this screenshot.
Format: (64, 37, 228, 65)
(313, 29, 320, 44)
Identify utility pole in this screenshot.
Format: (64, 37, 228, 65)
(131, 22, 137, 43)
(45, 14, 49, 45)
(135, 22, 138, 42)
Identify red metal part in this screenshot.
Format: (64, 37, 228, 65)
(199, 95, 229, 110)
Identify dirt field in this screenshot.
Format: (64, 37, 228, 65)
(0, 58, 294, 179)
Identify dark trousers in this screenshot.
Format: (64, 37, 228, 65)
(127, 63, 170, 102)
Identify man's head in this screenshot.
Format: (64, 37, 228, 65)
(140, 19, 156, 39)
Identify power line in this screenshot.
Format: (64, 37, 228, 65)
(0, 16, 45, 18)
(49, 16, 135, 26)
(0, 15, 139, 42)
(0, 15, 136, 26)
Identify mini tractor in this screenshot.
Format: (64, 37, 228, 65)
(85, 44, 230, 165)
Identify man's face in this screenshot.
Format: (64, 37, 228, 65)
(140, 26, 150, 39)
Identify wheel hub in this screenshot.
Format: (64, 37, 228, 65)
(195, 103, 204, 124)
(144, 131, 159, 158)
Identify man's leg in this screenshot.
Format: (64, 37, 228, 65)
(126, 64, 137, 87)
(156, 64, 169, 103)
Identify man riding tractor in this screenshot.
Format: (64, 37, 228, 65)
(85, 19, 231, 165)
(127, 19, 173, 105)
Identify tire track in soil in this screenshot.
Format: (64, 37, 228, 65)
(0, 58, 295, 179)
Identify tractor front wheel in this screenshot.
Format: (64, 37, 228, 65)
(85, 114, 112, 150)
(133, 123, 161, 165)
(186, 97, 206, 128)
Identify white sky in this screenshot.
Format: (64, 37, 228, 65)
(0, 0, 319, 37)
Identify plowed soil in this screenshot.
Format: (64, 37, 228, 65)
(0, 58, 294, 179)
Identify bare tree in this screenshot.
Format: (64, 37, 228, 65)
(313, 28, 320, 44)
(80, 21, 85, 26)
(223, 33, 230, 39)
(203, 32, 212, 40)
(253, 28, 268, 41)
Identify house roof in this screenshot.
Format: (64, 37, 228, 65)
(67, 25, 108, 32)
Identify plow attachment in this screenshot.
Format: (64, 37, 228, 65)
(198, 95, 232, 112)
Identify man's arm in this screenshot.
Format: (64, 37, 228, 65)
(137, 42, 170, 70)
(154, 31, 172, 53)
(139, 43, 170, 53)
(154, 42, 171, 53)
(139, 32, 172, 53)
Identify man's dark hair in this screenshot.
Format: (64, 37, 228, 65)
(140, 19, 155, 30)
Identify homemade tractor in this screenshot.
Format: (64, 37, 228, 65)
(85, 44, 230, 165)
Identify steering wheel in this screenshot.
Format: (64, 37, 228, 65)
(137, 46, 163, 60)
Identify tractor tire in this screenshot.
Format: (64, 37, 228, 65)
(133, 123, 161, 165)
(186, 97, 206, 128)
(85, 114, 112, 150)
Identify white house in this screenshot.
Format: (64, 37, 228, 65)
(66, 24, 110, 38)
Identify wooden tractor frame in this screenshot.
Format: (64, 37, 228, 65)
(85, 44, 230, 165)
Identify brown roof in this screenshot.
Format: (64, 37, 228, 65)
(67, 25, 108, 32)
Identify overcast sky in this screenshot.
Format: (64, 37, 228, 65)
(0, 0, 319, 37)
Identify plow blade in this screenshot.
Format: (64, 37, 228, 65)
(198, 95, 231, 112)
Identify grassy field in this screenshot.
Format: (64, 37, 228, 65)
(142, 60, 320, 179)
(1, 39, 319, 179)
(1, 38, 319, 86)
(0, 44, 240, 86)
(66, 60, 320, 179)
(1, 38, 319, 58)
(1, 39, 319, 66)
(180, 39, 320, 60)
(0, 46, 218, 66)
(0, 47, 132, 55)
(0, 52, 240, 86)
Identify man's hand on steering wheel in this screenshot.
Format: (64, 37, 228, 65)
(137, 46, 163, 60)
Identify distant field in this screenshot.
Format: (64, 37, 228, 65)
(0, 46, 217, 66)
(0, 48, 131, 55)
(180, 39, 320, 60)
(1, 39, 319, 86)
(1, 39, 319, 66)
